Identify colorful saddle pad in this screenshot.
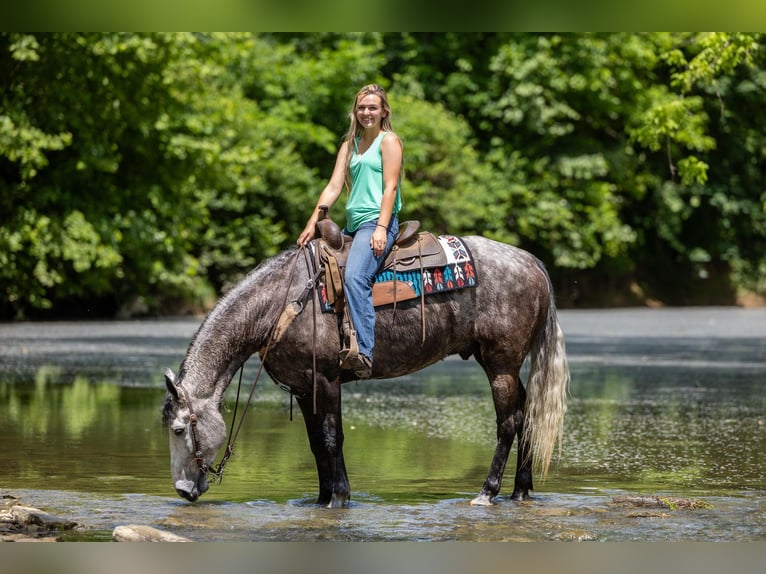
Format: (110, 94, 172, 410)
(316, 235, 477, 313)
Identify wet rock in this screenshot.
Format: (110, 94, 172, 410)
(612, 495, 714, 510)
(625, 511, 671, 519)
(112, 524, 192, 542)
(553, 529, 598, 541)
(9, 505, 78, 530)
(0, 496, 77, 542)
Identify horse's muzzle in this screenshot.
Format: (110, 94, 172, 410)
(175, 477, 209, 502)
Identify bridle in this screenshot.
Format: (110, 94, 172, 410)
(175, 384, 220, 477)
(172, 321, 278, 483)
(172, 245, 319, 484)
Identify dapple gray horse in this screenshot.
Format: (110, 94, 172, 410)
(162, 235, 569, 507)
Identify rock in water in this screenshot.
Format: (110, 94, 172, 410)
(10, 505, 78, 530)
(1, 498, 77, 542)
(113, 524, 192, 542)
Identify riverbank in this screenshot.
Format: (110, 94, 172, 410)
(1, 495, 191, 543)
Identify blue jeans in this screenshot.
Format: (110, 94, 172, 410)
(343, 217, 399, 360)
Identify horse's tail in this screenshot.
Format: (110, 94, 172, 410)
(523, 267, 570, 478)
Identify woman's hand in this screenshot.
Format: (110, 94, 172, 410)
(297, 219, 317, 247)
(371, 226, 387, 257)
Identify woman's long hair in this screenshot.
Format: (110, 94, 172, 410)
(341, 84, 401, 191)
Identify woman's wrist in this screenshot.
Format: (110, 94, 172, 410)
(377, 223, 388, 229)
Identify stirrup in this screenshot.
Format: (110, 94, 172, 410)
(338, 307, 371, 377)
(339, 326, 360, 368)
(346, 353, 372, 379)
(340, 350, 372, 379)
(339, 306, 359, 366)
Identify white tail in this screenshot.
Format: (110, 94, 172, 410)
(523, 304, 570, 477)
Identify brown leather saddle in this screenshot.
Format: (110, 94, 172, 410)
(313, 207, 447, 312)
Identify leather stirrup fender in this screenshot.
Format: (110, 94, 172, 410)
(326, 254, 344, 312)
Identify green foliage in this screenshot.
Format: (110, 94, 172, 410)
(393, 94, 517, 243)
(1, 32, 765, 317)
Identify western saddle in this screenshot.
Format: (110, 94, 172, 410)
(313, 206, 446, 313)
(312, 206, 443, 357)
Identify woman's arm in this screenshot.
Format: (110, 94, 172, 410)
(370, 132, 403, 256)
(297, 141, 350, 246)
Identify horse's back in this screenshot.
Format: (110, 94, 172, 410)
(462, 235, 551, 300)
(459, 236, 552, 352)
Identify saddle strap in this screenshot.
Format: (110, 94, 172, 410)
(419, 237, 426, 344)
(390, 235, 427, 345)
(390, 245, 399, 315)
(327, 255, 343, 311)
(321, 243, 345, 314)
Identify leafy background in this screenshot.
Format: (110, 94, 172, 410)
(2, 33, 765, 319)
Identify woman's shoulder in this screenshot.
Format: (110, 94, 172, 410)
(337, 138, 354, 156)
(380, 131, 402, 151)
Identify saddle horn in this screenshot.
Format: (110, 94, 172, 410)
(315, 205, 344, 250)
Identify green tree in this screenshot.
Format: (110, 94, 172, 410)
(634, 33, 766, 302)
(0, 33, 352, 316)
(385, 32, 765, 304)
(1, 33, 764, 318)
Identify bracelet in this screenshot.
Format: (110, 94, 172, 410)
(377, 224, 388, 229)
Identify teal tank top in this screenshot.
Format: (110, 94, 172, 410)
(345, 131, 402, 232)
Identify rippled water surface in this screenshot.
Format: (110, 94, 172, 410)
(1, 308, 764, 541)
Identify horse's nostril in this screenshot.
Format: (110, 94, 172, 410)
(176, 488, 198, 502)
(174, 479, 198, 501)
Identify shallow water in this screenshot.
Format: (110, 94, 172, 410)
(1, 309, 764, 541)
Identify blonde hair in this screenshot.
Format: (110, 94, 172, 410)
(342, 84, 401, 190)
(344, 83, 394, 142)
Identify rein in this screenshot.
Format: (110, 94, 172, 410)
(179, 246, 318, 484)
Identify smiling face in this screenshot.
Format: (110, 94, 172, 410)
(355, 93, 387, 131)
(162, 369, 227, 502)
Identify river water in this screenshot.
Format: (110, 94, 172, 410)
(0, 308, 764, 541)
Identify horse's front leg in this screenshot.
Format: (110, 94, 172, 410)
(296, 374, 350, 508)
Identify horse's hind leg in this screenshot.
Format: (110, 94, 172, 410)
(296, 375, 350, 508)
(511, 393, 533, 501)
(471, 369, 530, 505)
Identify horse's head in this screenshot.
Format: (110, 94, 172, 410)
(162, 368, 227, 502)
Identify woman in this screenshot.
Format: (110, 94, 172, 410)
(297, 84, 403, 379)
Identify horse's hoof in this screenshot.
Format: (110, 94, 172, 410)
(327, 493, 349, 508)
(470, 494, 493, 506)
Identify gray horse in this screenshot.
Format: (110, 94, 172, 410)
(162, 235, 569, 507)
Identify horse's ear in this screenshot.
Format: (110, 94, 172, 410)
(165, 368, 178, 399)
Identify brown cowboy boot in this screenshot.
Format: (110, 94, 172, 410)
(338, 309, 372, 379)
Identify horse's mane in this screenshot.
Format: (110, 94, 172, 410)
(162, 247, 302, 418)
(213, 247, 299, 323)
(180, 247, 302, 373)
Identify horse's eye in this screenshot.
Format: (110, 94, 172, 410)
(173, 427, 184, 436)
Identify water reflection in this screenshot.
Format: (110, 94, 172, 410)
(562, 363, 766, 494)
(4, 367, 121, 439)
(1, 312, 765, 541)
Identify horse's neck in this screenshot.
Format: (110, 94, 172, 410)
(182, 340, 252, 399)
(183, 249, 298, 397)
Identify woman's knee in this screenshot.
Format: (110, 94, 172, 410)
(344, 270, 373, 294)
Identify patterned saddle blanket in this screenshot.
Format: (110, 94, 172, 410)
(312, 232, 478, 314)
